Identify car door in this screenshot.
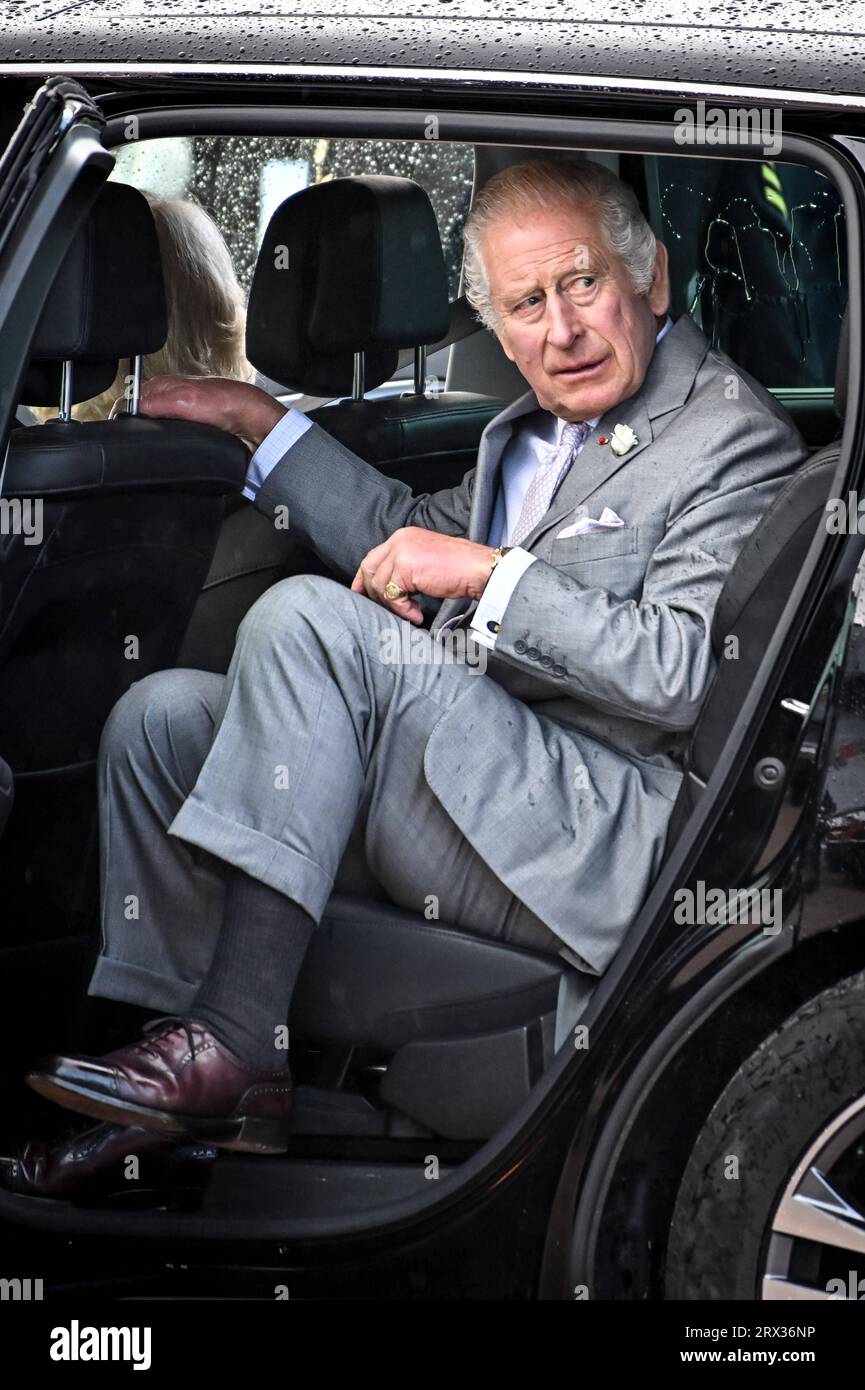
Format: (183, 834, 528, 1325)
(0, 77, 113, 434)
(0, 753, 11, 839)
(0, 75, 113, 1096)
(0, 78, 113, 814)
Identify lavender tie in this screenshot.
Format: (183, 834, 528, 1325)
(508, 419, 592, 547)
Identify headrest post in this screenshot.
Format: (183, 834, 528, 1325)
(352, 351, 366, 401)
(126, 355, 143, 417)
(58, 361, 74, 422)
(413, 345, 428, 396)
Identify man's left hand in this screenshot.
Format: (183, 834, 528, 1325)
(351, 527, 495, 624)
(136, 375, 288, 450)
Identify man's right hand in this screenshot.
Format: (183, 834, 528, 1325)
(135, 376, 288, 452)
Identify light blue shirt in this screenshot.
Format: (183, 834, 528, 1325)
(243, 314, 675, 646)
(243, 408, 314, 502)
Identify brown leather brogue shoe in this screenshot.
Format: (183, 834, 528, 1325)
(25, 1016, 293, 1154)
(0, 1120, 217, 1206)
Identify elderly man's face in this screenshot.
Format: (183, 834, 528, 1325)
(483, 198, 670, 421)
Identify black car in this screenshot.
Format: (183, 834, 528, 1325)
(0, 1, 863, 1312)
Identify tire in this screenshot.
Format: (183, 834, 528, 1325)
(665, 968, 865, 1300)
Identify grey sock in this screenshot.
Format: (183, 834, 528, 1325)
(192, 868, 315, 1069)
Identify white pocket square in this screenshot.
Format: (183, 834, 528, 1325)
(556, 506, 625, 540)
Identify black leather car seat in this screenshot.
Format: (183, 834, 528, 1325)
(176, 175, 507, 674)
(0, 181, 249, 942)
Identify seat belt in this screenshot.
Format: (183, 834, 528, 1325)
(288, 296, 483, 414)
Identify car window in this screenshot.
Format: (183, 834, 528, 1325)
(110, 134, 475, 303)
(645, 155, 846, 390)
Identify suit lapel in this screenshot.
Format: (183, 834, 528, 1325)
(433, 392, 541, 630)
(467, 388, 543, 543)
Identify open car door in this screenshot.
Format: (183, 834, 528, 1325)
(0, 79, 112, 1093)
(0, 79, 112, 842)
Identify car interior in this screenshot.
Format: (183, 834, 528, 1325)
(0, 128, 849, 1226)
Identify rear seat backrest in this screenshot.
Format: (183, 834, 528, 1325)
(0, 181, 249, 939)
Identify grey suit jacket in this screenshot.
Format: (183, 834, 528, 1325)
(255, 313, 809, 960)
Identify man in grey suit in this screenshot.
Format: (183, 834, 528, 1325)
(23, 158, 808, 1160)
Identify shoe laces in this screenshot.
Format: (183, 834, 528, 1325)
(139, 1015, 201, 1062)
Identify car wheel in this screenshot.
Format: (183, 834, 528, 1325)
(665, 968, 865, 1300)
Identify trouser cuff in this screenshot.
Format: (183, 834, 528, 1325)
(87, 958, 200, 1015)
(168, 796, 335, 922)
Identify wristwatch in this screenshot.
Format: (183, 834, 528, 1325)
(489, 545, 513, 573)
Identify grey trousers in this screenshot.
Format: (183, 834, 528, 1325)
(90, 574, 581, 1016)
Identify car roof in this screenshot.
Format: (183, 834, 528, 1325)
(0, 0, 864, 105)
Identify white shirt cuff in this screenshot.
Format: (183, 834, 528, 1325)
(242, 408, 313, 501)
(469, 547, 538, 649)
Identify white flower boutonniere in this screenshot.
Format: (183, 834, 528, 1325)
(608, 423, 638, 457)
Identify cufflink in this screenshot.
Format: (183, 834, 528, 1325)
(487, 620, 501, 634)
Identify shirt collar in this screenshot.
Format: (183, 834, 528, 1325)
(552, 314, 673, 445)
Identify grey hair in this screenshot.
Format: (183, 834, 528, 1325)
(462, 158, 659, 332)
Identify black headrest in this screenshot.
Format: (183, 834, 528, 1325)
(20, 358, 119, 408)
(27, 182, 167, 363)
(835, 306, 849, 418)
(246, 176, 450, 396)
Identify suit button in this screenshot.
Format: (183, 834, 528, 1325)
(526, 647, 540, 661)
(540, 655, 553, 669)
(514, 639, 527, 654)
(553, 662, 566, 676)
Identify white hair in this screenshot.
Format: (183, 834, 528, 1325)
(462, 158, 659, 332)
